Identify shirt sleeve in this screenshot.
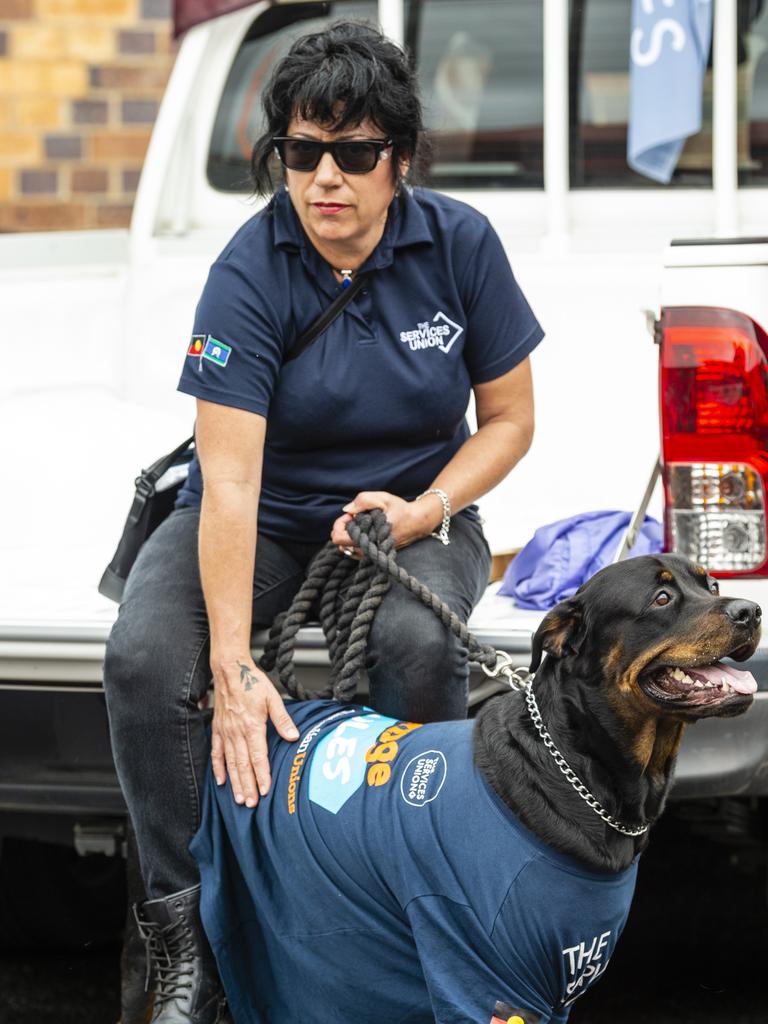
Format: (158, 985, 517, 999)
(177, 258, 286, 416)
(404, 895, 553, 1024)
(459, 220, 544, 385)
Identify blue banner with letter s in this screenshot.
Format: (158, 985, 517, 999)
(628, 0, 713, 183)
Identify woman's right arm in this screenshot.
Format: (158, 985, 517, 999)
(196, 399, 299, 808)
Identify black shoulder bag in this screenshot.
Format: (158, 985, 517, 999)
(98, 275, 367, 602)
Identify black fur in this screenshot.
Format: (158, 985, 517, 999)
(474, 554, 761, 872)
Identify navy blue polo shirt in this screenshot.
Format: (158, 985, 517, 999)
(176, 187, 543, 542)
(191, 700, 637, 1024)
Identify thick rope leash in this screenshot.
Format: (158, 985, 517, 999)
(260, 511, 651, 837)
(259, 509, 499, 702)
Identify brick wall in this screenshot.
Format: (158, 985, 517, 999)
(0, 0, 177, 232)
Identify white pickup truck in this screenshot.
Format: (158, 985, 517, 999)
(2, 0, 768, 884)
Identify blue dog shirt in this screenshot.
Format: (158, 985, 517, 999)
(191, 701, 637, 1023)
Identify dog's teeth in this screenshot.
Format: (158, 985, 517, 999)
(705, 681, 714, 688)
(694, 681, 705, 688)
(683, 673, 693, 686)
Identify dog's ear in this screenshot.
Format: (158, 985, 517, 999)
(529, 597, 585, 671)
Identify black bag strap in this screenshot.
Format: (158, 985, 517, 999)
(285, 274, 367, 363)
(129, 434, 195, 524)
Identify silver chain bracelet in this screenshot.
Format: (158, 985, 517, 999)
(416, 487, 451, 545)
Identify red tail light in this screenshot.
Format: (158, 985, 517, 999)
(659, 307, 768, 576)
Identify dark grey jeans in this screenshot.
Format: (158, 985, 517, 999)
(103, 506, 491, 899)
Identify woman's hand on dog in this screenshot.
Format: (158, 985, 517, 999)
(211, 657, 299, 806)
(331, 491, 444, 552)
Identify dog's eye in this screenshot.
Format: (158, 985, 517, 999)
(709, 580, 719, 595)
(654, 591, 672, 606)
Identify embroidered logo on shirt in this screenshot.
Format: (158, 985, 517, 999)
(490, 1002, 541, 1024)
(399, 750, 447, 806)
(399, 312, 464, 354)
(187, 334, 206, 358)
(201, 336, 232, 367)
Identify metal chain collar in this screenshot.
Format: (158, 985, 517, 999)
(482, 652, 650, 838)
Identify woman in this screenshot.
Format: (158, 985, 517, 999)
(104, 20, 542, 1024)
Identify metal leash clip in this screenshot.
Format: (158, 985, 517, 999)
(481, 650, 533, 691)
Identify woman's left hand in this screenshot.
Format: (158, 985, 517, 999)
(330, 491, 441, 551)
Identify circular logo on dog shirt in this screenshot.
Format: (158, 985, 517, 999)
(400, 750, 447, 806)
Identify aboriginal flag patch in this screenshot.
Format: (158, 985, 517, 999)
(187, 334, 206, 357)
(490, 1001, 541, 1024)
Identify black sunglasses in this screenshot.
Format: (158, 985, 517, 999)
(273, 136, 393, 174)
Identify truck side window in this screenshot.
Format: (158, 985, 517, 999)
(739, 0, 768, 186)
(410, 0, 543, 190)
(207, 2, 379, 193)
(206, 0, 544, 193)
(570, 0, 713, 188)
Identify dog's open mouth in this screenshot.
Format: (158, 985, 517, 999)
(642, 660, 757, 708)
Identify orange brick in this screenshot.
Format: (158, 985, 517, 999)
(96, 203, 133, 227)
(71, 167, 109, 193)
(65, 26, 115, 61)
(0, 98, 10, 129)
(0, 60, 46, 93)
(12, 25, 69, 60)
(89, 62, 170, 91)
(90, 131, 150, 160)
(0, 201, 89, 232)
(0, 169, 14, 201)
(1, 0, 34, 17)
(16, 97, 62, 130)
(38, 0, 136, 17)
(0, 133, 40, 163)
(0, 59, 87, 96)
(47, 61, 89, 97)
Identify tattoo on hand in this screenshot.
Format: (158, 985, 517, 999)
(238, 662, 257, 691)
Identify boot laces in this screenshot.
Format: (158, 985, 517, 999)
(137, 914, 196, 1010)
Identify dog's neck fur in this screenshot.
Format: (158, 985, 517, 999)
(473, 661, 684, 873)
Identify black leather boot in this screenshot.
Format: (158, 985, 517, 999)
(135, 883, 226, 1024)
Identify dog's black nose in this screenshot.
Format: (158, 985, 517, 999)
(724, 599, 761, 630)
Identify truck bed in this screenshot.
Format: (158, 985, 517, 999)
(3, 387, 768, 836)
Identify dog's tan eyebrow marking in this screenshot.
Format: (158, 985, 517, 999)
(659, 570, 674, 583)
(694, 566, 707, 577)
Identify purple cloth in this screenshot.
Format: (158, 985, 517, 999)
(500, 510, 663, 611)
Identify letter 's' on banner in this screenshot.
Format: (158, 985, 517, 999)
(627, 0, 713, 183)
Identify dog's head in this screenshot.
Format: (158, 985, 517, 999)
(529, 554, 761, 723)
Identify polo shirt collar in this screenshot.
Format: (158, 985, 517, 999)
(271, 186, 433, 275)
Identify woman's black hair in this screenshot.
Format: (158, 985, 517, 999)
(251, 20, 428, 196)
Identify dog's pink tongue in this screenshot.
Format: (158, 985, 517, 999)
(696, 663, 757, 694)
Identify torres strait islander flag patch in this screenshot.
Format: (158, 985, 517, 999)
(201, 335, 232, 367)
(490, 1002, 541, 1024)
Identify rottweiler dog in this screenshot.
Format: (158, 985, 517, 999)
(193, 554, 761, 1024)
(476, 553, 761, 873)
